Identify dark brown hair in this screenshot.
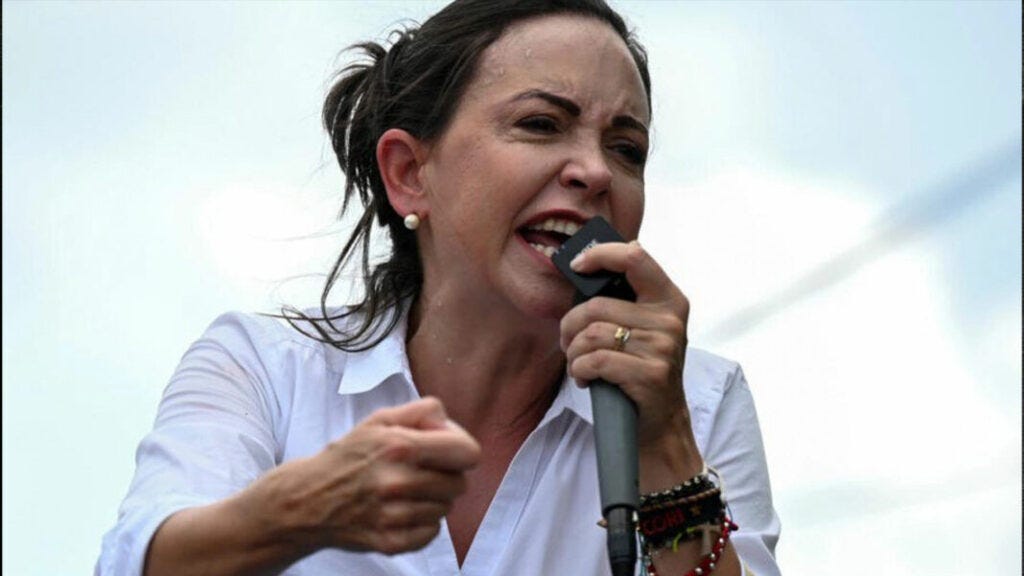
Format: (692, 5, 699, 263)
(278, 0, 651, 351)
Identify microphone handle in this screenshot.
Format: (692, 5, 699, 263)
(590, 378, 638, 576)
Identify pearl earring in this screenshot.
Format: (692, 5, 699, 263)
(403, 213, 420, 230)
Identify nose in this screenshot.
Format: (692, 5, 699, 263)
(558, 141, 613, 197)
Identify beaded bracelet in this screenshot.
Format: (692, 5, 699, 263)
(643, 516, 738, 576)
(639, 465, 719, 507)
(640, 486, 722, 513)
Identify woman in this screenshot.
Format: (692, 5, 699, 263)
(96, 1, 781, 575)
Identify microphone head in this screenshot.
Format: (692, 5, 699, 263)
(551, 216, 637, 303)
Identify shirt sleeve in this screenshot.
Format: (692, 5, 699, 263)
(703, 365, 782, 576)
(94, 312, 284, 576)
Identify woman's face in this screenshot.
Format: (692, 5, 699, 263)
(417, 14, 649, 322)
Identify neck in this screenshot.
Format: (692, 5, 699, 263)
(405, 289, 566, 440)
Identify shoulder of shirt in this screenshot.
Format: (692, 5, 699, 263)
(684, 346, 745, 395)
(200, 309, 359, 376)
(681, 346, 750, 447)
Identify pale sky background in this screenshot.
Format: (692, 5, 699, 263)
(2, 1, 1021, 574)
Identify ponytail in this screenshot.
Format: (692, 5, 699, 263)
(276, 32, 423, 352)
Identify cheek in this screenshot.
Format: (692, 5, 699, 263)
(459, 144, 554, 213)
(426, 146, 489, 217)
(614, 185, 646, 239)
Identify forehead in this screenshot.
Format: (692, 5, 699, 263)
(467, 14, 649, 123)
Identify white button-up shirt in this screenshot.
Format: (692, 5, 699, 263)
(96, 310, 781, 575)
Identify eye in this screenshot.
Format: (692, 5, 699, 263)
(515, 115, 560, 134)
(611, 142, 648, 167)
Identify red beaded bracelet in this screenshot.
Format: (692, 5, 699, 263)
(643, 517, 738, 576)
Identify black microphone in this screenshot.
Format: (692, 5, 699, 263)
(552, 216, 638, 576)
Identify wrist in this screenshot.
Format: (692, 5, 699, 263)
(237, 460, 326, 557)
(638, 421, 704, 493)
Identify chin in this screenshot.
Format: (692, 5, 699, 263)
(517, 286, 577, 323)
(494, 265, 578, 324)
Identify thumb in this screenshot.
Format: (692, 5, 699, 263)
(370, 397, 449, 431)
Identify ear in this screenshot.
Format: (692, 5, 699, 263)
(377, 128, 429, 222)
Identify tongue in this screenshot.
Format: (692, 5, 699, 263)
(520, 229, 567, 248)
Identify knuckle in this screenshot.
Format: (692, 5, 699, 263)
(375, 508, 398, 530)
(559, 315, 574, 337)
(379, 506, 413, 529)
(378, 522, 441, 554)
(650, 360, 675, 384)
(652, 337, 675, 358)
(572, 356, 589, 376)
(664, 314, 686, 338)
(376, 531, 407, 555)
(380, 433, 415, 462)
(578, 299, 601, 324)
(326, 437, 347, 455)
(374, 472, 408, 500)
(625, 243, 646, 267)
(584, 323, 605, 345)
(574, 304, 593, 326)
(591, 298, 613, 318)
(411, 524, 441, 549)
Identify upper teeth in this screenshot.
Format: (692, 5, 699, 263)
(526, 218, 582, 236)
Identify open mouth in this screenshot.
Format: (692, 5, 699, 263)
(517, 217, 583, 258)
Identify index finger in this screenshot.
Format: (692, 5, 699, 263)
(569, 241, 675, 303)
(407, 423, 481, 472)
(369, 397, 449, 431)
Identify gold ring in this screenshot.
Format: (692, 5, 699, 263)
(613, 326, 631, 351)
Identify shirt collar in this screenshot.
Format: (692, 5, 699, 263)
(542, 372, 594, 426)
(336, 303, 594, 426)
(336, 304, 415, 396)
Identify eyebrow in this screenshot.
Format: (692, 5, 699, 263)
(510, 89, 649, 136)
(611, 115, 649, 136)
(512, 89, 581, 116)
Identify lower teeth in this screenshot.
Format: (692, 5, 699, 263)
(530, 243, 556, 258)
